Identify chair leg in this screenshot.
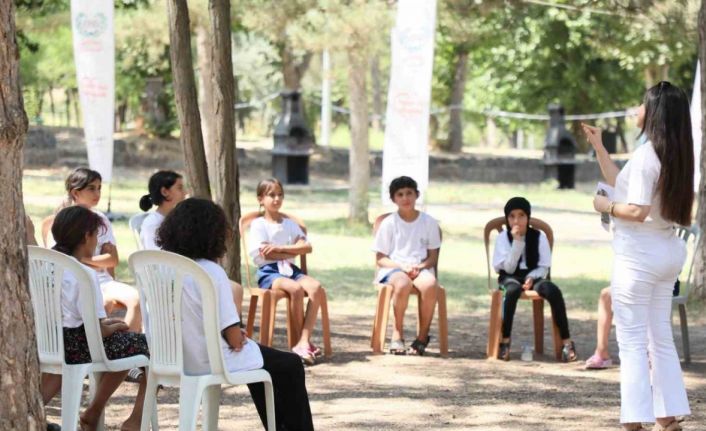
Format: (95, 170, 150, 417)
(286, 296, 295, 349)
(264, 379, 277, 431)
(320, 288, 332, 357)
(532, 299, 545, 356)
(178, 378, 205, 431)
(247, 295, 259, 338)
(437, 287, 449, 358)
(140, 371, 160, 431)
(416, 290, 423, 337)
(202, 385, 221, 431)
(679, 304, 691, 364)
(371, 287, 386, 351)
(61, 365, 91, 431)
(378, 285, 393, 353)
(486, 290, 503, 359)
(259, 292, 272, 346)
(267, 293, 278, 346)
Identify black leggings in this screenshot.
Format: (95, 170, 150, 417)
(248, 344, 314, 431)
(500, 277, 571, 340)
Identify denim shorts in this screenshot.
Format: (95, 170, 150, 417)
(257, 262, 305, 289)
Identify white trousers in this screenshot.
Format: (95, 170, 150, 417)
(611, 230, 690, 423)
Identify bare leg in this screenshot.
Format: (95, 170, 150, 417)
(41, 373, 62, 405)
(296, 276, 322, 348)
(388, 272, 413, 341)
(595, 287, 613, 359)
(272, 278, 306, 343)
(101, 281, 142, 332)
(120, 374, 148, 431)
(412, 271, 438, 341)
(230, 280, 244, 317)
(80, 371, 129, 431)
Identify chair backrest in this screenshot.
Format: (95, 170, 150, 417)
(239, 210, 308, 289)
(676, 223, 701, 297)
(27, 246, 109, 366)
(372, 212, 443, 278)
(129, 212, 151, 250)
(129, 250, 227, 377)
(483, 216, 554, 291)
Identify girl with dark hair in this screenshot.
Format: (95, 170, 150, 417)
(583, 81, 694, 431)
(41, 206, 149, 431)
(248, 178, 324, 364)
(47, 167, 142, 332)
(157, 198, 314, 431)
(138, 170, 186, 250)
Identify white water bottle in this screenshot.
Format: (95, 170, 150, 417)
(521, 344, 533, 362)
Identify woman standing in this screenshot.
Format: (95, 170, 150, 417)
(583, 81, 693, 431)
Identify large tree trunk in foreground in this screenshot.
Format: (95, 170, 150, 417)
(347, 50, 370, 224)
(446, 48, 469, 153)
(0, 1, 47, 429)
(166, 0, 211, 198)
(209, 0, 242, 282)
(692, 0, 706, 301)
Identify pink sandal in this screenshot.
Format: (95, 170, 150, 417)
(292, 345, 316, 365)
(308, 342, 322, 357)
(584, 354, 612, 370)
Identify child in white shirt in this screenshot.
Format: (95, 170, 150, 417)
(372, 176, 441, 356)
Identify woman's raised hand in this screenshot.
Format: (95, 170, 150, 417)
(581, 123, 604, 151)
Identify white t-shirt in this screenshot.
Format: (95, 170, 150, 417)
(247, 217, 307, 267)
(61, 261, 107, 328)
(372, 212, 441, 282)
(613, 141, 673, 232)
(492, 228, 551, 280)
(181, 259, 263, 376)
(140, 211, 165, 250)
(48, 209, 116, 284)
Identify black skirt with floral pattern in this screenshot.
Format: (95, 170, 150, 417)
(63, 325, 149, 365)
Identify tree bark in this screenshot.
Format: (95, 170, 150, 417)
(209, 0, 241, 282)
(0, 1, 46, 429)
(447, 48, 469, 153)
(281, 43, 312, 91)
(347, 50, 370, 224)
(692, 0, 706, 301)
(196, 23, 217, 188)
(166, 0, 211, 198)
(370, 54, 383, 131)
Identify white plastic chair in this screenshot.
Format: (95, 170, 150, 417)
(673, 224, 701, 364)
(28, 246, 153, 431)
(129, 212, 150, 250)
(129, 250, 275, 431)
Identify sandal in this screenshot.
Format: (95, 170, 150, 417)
(562, 341, 578, 363)
(292, 345, 316, 366)
(498, 341, 511, 361)
(389, 338, 406, 355)
(308, 342, 322, 357)
(622, 424, 647, 431)
(584, 353, 612, 370)
(652, 420, 683, 431)
(407, 336, 431, 356)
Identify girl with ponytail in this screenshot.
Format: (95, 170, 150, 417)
(138, 170, 186, 250)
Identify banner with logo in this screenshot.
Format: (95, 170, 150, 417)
(71, 0, 115, 183)
(691, 61, 701, 191)
(381, 0, 437, 204)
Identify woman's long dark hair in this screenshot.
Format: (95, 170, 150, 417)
(51, 206, 106, 256)
(139, 170, 182, 211)
(641, 81, 694, 226)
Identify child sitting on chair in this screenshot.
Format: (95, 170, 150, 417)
(493, 196, 577, 362)
(248, 178, 324, 365)
(373, 176, 441, 356)
(157, 198, 314, 431)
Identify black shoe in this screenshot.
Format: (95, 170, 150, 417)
(498, 341, 511, 361)
(47, 423, 61, 431)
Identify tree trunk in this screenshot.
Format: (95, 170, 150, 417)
(347, 50, 370, 224)
(196, 23, 217, 188)
(209, 0, 241, 282)
(370, 54, 383, 131)
(281, 43, 312, 91)
(0, 1, 47, 428)
(447, 48, 468, 153)
(65, 88, 71, 126)
(166, 0, 211, 198)
(692, 0, 706, 301)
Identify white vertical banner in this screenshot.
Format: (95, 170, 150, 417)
(71, 0, 115, 183)
(691, 61, 701, 191)
(381, 0, 437, 204)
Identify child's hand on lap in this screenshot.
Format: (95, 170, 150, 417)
(522, 278, 534, 291)
(100, 318, 129, 337)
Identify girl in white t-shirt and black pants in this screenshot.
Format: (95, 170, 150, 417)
(158, 198, 314, 431)
(583, 81, 694, 431)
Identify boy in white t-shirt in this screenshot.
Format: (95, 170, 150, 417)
(373, 176, 441, 356)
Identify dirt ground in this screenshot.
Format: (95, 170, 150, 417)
(45, 305, 706, 431)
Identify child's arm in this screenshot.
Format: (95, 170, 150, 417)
(260, 238, 311, 259)
(415, 248, 439, 270)
(492, 234, 524, 274)
(222, 325, 247, 352)
(80, 242, 119, 275)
